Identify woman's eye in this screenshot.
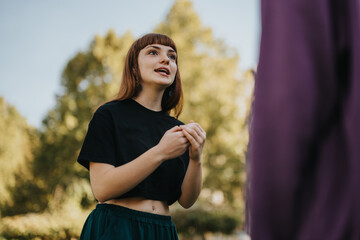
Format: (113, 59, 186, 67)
(149, 50, 158, 55)
(169, 54, 176, 60)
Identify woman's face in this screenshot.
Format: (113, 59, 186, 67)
(137, 44, 177, 89)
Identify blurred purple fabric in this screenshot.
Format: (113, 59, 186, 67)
(250, 0, 360, 239)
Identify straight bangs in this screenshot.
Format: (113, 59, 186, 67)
(135, 33, 178, 59)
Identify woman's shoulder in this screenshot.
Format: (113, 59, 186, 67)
(173, 117, 185, 125)
(162, 114, 185, 126)
(95, 99, 129, 115)
(89, 100, 125, 125)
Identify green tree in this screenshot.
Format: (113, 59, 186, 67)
(0, 97, 40, 216)
(27, 30, 135, 212)
(172, 207, 240, 239)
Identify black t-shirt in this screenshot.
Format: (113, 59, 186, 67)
(77, 98, 190, 205)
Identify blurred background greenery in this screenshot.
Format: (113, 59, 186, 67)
(0, 0, 255, 239)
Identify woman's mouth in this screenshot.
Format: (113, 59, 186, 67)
(154, 67, 170, 76)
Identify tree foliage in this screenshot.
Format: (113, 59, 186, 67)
(27, 30, 135, 212)
(172, 207, 240, 239)
(0, 97, 40, 216)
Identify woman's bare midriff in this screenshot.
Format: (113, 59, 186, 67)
(102, 197, 170, 216)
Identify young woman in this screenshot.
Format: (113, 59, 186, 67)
(77, 33, 206, 240)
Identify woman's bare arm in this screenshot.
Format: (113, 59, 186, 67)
(178, 158, 203, 208)
(178, 121, 206, 208)
(90, 126, 189, 202)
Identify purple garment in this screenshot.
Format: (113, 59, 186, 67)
(250, 0, 360, 239)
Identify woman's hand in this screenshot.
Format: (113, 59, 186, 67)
(155, 126, 190, 161)
(180, 120, 206, 162)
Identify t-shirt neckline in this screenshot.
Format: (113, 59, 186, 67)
(128, 98, 165, 115)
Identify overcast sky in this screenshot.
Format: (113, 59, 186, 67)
(0, 0, 260, 128)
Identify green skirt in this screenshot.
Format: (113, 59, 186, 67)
(80, 203, 179, 240)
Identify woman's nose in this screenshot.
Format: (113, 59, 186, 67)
(160, 54, 170, 64)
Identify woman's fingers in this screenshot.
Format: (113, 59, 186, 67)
(167, 125, 182, 133)
(182, 128, 199, 148)
(194, 124, 206, 139)
(183, 128, 205, 149)
(181, 121, 206, 161)
(181, 123, 206, 144)
(191, 122, 206, 136)
(187, 125, 201, 138)
(181, 126, 198, 142)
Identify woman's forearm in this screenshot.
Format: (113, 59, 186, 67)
(90, 146, 165, 202)
(178, 158, 203, 208)
(90, 126, 189, 203)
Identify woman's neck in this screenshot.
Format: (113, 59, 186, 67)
(132, 90, 164, 112)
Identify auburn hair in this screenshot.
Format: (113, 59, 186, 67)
(115, 33, 183, 118)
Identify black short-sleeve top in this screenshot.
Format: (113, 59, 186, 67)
(77, 99, 190, 205)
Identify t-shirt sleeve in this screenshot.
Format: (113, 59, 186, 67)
(77, 108, 117, 170)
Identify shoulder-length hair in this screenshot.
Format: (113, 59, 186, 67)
(115, 33, 183, 118)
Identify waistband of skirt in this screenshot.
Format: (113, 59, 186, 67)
(96, 203, 172, 222)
